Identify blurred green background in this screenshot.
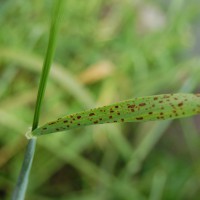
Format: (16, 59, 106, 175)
(1, 0, 200, 199)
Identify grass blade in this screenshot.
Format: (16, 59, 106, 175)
(11, 1, 64, 199)
(30, 93, 200, 137)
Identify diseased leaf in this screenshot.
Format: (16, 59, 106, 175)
(29, 93, 200, 137)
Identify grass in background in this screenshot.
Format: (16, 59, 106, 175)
(0, 0, 200, 199)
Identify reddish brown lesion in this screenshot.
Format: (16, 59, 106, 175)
(136, 117, 143, 120)
(77, 116, 81, 119)
(178, 102, 183, 107)
(48, 122, 56, 125)
(139, 103, 146, 106)
(163, 94, 171, 98)
(127, 104, 135, 108)
(89, 113, 95, 116)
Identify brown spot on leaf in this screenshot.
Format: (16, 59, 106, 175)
(178, 102, 183, 107)
(163, 95, 170, 98)
(49, 122, 56, 125)
(136, 117, 143, 120)
(128, 104, 135, 108)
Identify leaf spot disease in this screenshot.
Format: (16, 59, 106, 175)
(136, 117, 143, 120)
(139, 103, 146, 106)
(178, 102, 183, 107)
(31, 93, 200, 136)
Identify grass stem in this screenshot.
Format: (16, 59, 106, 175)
(11, 1, 64, 199)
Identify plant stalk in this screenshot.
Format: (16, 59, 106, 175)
(11, 1, 64, 199)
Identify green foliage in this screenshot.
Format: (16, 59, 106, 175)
(11, 1, 64, 200)
(1, 0, 200, 200)
(31, 93, 200, 136)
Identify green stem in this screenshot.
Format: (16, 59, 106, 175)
(11, 139, 36, 200)
(11, 1, 64, 199)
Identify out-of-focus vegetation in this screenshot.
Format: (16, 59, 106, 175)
(1, 0, 200, 199)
